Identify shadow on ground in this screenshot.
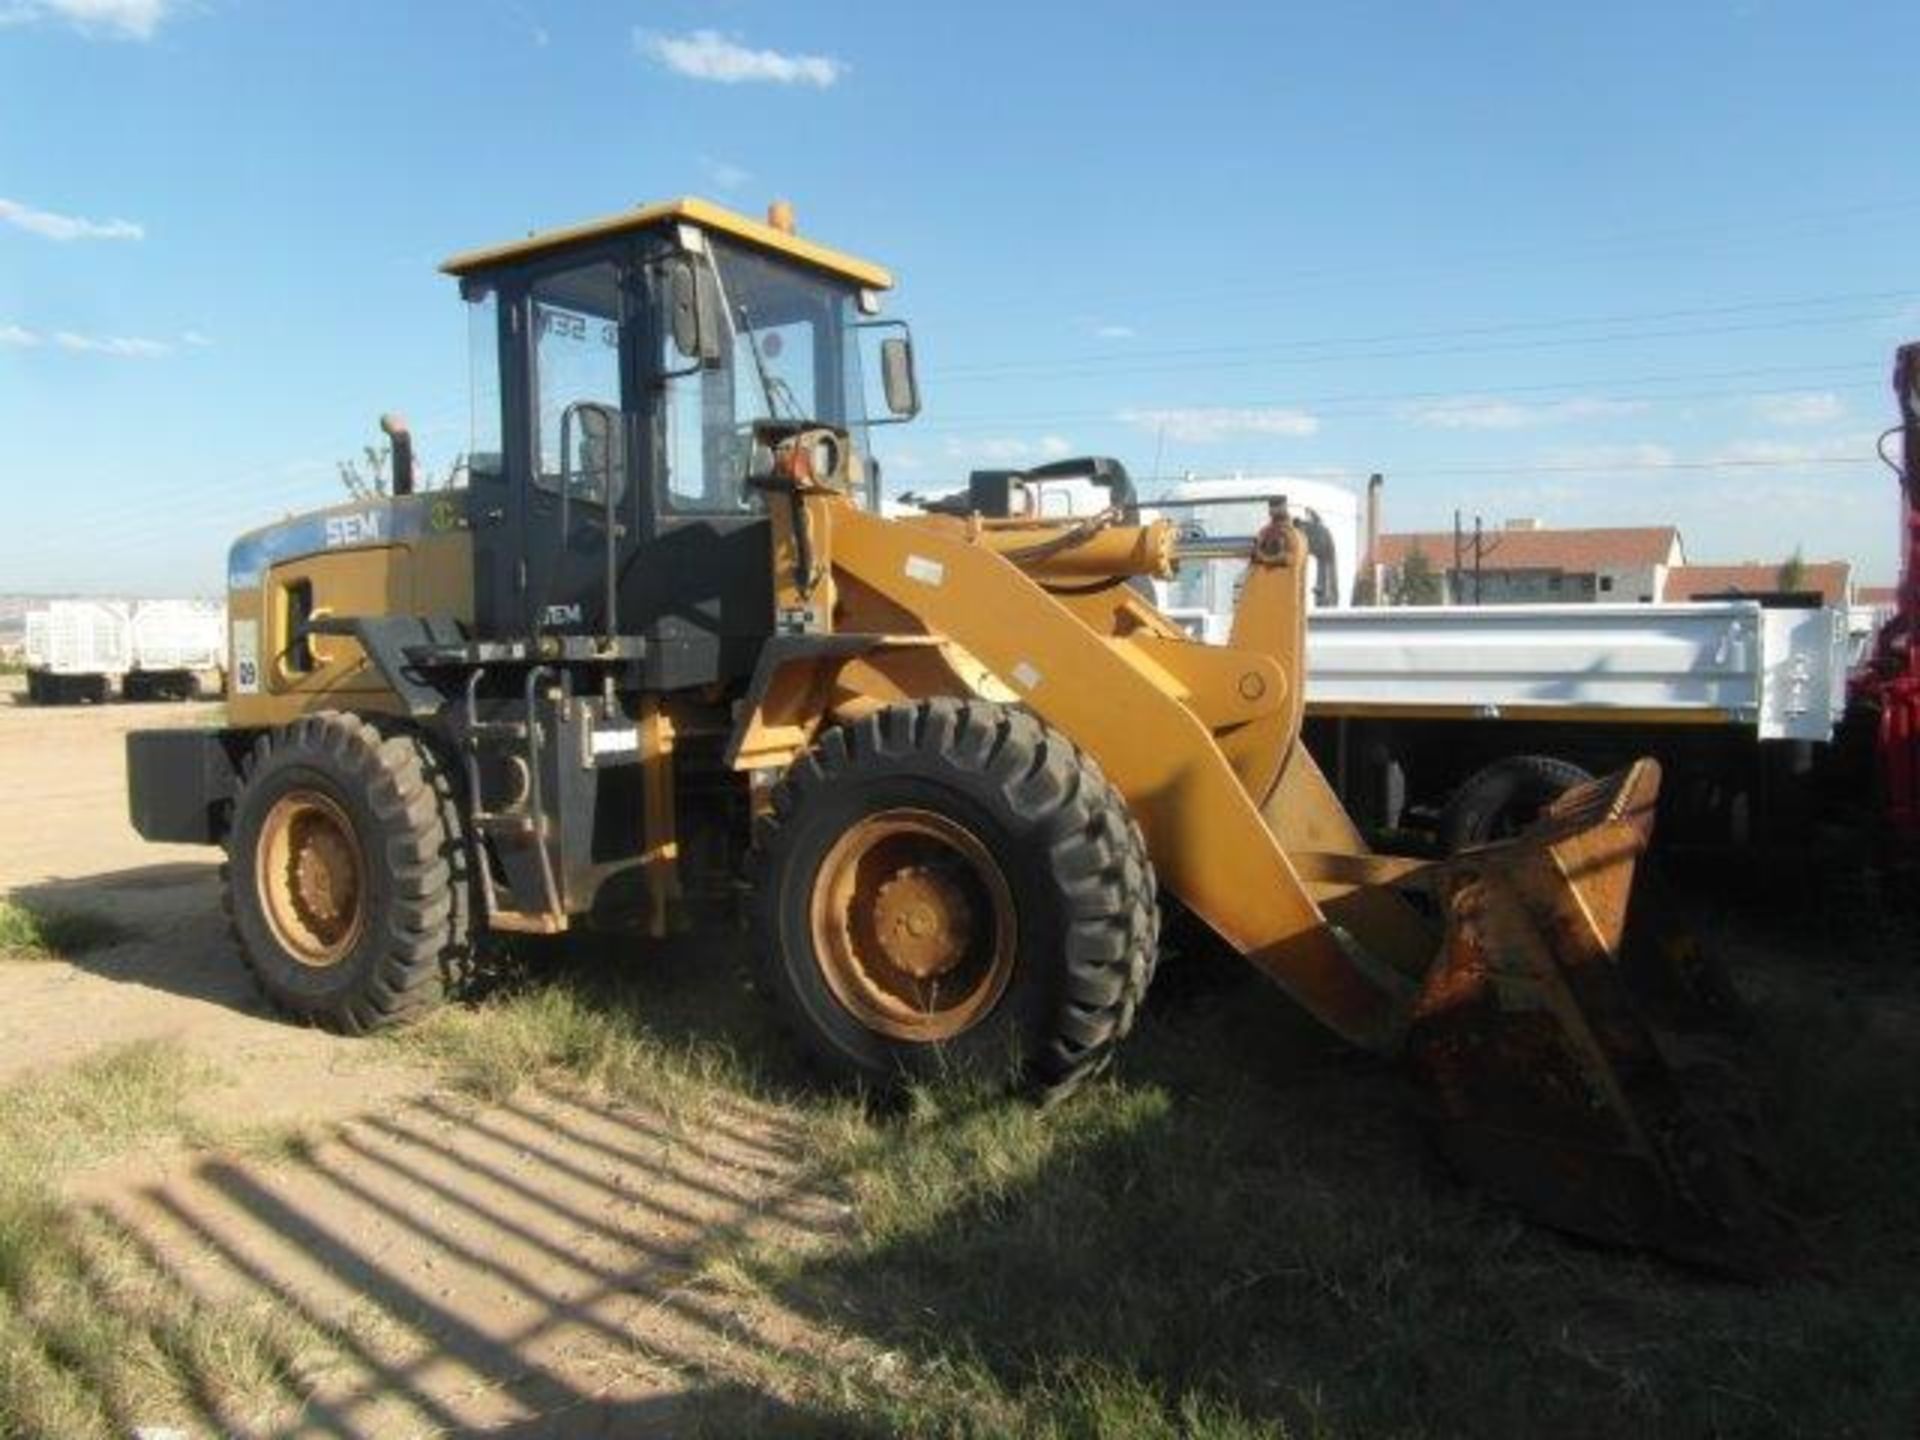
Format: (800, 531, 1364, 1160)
(55, 1079, 883, 1437)
(10, 863, 266, 1013)
(8, 889, 1916, 1436)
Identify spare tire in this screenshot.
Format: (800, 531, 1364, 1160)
(1439, 754, 1594, 853)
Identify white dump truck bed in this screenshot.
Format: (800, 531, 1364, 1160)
(1297, 601, 1848, 743)
(24, 600, 133, 677)
(129, 599, 225, 673)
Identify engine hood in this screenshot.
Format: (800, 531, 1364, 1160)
(227, 491, 468, 591)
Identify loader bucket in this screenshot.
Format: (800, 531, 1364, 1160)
(1403, 760, 1802, 1277)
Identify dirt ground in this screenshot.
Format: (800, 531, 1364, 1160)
(0, 693, 843, 1436)
(0, 694, 426, 1120)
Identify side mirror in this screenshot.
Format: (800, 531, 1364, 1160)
(880, 335, 920, 418)
(664, 256, 720, 367)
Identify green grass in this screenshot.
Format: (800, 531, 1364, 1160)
(0, 1040, 216, 1190)
(394, 918, 1920, 1439)
(3, 895, 1905, 1435)
(0, 1042, 346, 1439)
(0, 899, 126, 962)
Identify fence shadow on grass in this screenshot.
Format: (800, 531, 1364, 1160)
(57, 1078, 884, 1437)
(10, 891, 1916, 1436)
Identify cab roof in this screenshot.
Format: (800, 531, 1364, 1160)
(439, 196, 893, 290)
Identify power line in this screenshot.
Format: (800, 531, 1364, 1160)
(49, 347, 1901, 551)
(925, 299, 1914, 386)
(930, 286, 1916, 379)
(1127, 455, 1883, 488)
(906, 366, 1889, 434)
(1383, 454, 1881, 479)
(967, 196, 1920, 317)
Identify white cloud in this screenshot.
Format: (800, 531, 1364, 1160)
(0, 324, 39, 347)
(1118, 406, 1320, 444)
(0, 0, 176, 39)
(1748, 391, 1844, 427)
(1417, 399, 1537, 430)
(1092, 323, 1135, 340)
(875, 447, 926, 476)
(1405, 395, 1647, 431)
(51, 330, 173, 357)
(1518, 433, 1873, 478)
(699, 156, 753, 192)
(638, 29, 845, 87)
(1705, 433, 1868, 466)
(0, 196, 143, 242)
(943, 435, 1076, 464)
(179, 329, 211, 347)
(1536, 442, 1678, 470)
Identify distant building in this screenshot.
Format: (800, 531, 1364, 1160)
(1368, 522, 1684, 604)
(1365, 520, 1864, 608)
(1666, 562, 1853, 607)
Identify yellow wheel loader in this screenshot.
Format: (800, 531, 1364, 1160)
(126, 198, 1795, 1274)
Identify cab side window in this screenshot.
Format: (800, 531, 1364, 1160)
(660, 334, 758, 515)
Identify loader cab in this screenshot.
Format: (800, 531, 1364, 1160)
(443, 197, 912, 689)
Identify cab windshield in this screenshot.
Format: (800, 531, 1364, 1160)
(660, 238, 869, 513)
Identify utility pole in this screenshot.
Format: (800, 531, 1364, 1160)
(1450, 510, 1499, 605)
(1452, 509, 1464, 606)
(1474, 514, 1485, 605)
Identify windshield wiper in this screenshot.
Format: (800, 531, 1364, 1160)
(734, 302, 800, 422)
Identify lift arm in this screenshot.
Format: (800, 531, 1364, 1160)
(802, 491, 1416, 1052)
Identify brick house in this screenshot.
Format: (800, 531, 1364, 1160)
(1368, 522, 1684, 604)
(1664, 562, 1854, 607)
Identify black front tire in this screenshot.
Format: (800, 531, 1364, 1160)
(224, 711, 473, 1032)
(1439, 754, 1594, 853)
(751, 699, 1157, 1099)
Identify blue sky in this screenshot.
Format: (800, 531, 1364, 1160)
(2, 0, 1915, 594)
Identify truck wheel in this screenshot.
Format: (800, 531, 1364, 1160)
(752, 699, 1157, 1099)
(1439, 754, 1594, 853)
(224, 712, 473, 1032)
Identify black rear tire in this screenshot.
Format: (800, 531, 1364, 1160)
(751, 699, 1157, 1099)
(1439, 754, 1594, 853)
(224, 711, 474, 1032)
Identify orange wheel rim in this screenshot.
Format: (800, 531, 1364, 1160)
(256, 789, 367, 968)
(808, 808, 1016, 1042)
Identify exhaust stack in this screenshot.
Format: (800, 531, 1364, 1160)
(1366, 472, 1383, 605)
(381, 412, 415, 497)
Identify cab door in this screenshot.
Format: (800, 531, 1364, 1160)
(515, 254, 639, 638)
